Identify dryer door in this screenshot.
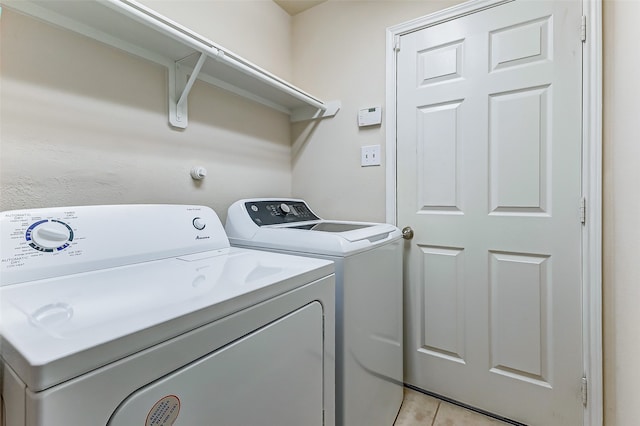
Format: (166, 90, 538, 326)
(108, 302, 325, 426)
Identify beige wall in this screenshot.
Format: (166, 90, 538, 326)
(0, 1, 293, 223)
(290, 0, 462, 222)
(603, 1, 640, 425)
(291, 0, 640, 424)
(137, 0, 293, 80)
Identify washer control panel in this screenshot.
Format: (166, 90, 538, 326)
(1, 205, 228, 286)
(244, 200, 320, 226)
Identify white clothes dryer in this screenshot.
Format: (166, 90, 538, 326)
(225, 198, 403, 426)
(0, 204, 335, 426)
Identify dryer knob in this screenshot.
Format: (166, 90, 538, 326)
(31, 222, 72, 249)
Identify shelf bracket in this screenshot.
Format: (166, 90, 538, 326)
(290, 100, 341, 123)
(169, 52, 207, 128)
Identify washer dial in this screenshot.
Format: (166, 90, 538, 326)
(26, 219, 74, 252)
(280, 203, 291, 214)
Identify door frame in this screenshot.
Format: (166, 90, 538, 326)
(384, 0, 603, 425)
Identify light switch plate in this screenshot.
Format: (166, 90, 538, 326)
(361, 145, 381, 167)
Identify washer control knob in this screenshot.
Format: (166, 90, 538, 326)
(192, 217, 206, 230)
(280, 203, 291, 214)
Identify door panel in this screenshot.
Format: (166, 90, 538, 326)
(489, 251, 551, 386)
(397, 1, 583, 424)
(417, 101, 464, 212)
(419, 246, 465, 362)
(489, 86, 550, 213)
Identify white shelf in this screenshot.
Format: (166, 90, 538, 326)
(1, 0, 340, 128)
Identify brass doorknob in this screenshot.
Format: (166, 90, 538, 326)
(402, 226, 414, 240)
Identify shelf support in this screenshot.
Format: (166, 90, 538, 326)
(169, 52, 207, 128)
(290, 100, 341, 123)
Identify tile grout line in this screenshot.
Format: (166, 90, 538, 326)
(404, 385, 524, 426)
(430, 400, 442, 426)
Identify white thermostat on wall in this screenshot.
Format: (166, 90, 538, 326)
(358, 106, 382, 127)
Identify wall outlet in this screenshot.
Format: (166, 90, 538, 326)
(361, 145, 381, 167)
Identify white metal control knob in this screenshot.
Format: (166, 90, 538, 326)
(31, 222, 72, 249)
(192, 217, 206, 230)
(280, 203, 291, 214)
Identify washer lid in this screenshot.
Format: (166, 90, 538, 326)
(228, 221, 400, 257)
(225, 199, 402, 256)
(0, 248, 333, 392)
(287, 222, 372, 232)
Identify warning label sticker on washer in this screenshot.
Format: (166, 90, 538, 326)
(145, 395, 180, 426)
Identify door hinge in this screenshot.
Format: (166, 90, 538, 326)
(580, 197, 586, 225)
(581, 15, 587, 42)
(394, 36, 401, 52)
(581, 376, 588, 406)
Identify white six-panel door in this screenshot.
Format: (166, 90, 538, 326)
(397, 1, 583, 424)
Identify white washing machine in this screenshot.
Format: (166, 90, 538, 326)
(0, 204, 335, 426)
(225, 198, 403, 426)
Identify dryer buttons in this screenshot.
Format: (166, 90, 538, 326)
(192, 217, 206, 230)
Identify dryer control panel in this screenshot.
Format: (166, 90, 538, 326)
(244, 200, 320, 226)
(0, 204, 229, 286)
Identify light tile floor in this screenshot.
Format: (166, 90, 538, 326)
(394, 388, 512, 426)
